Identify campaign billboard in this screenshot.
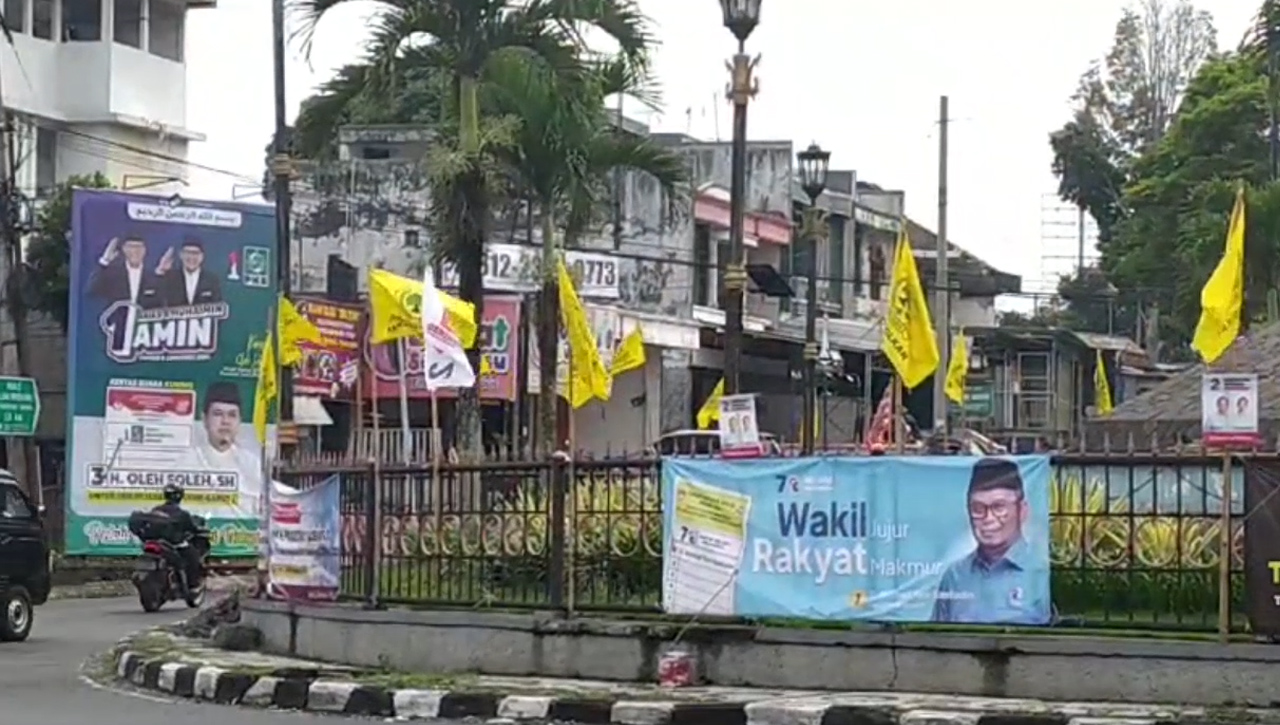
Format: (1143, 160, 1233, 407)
(65, 190, 276, 556)
(662, 455, 1052, 623)
(294, 298, 362, 398)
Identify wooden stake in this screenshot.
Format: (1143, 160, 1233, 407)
(1218, 452, 1233, 643)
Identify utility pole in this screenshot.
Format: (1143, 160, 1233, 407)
(932, 96, 950, 435)
(1270, 18, 1279, 180)
(0, 114, 39, 499)
(270, 0, 294, 424)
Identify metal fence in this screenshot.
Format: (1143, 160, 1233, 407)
(279, 451, 1247, 632)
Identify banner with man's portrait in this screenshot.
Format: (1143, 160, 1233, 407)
(65, 190, 276, 556)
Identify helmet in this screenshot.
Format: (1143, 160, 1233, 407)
(162, 483, 184, 505)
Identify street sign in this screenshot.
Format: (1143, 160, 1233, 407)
(0, 376, 39, 436)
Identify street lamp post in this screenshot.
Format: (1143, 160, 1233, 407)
(797, 142, 830, 455)
(718, 0, 761, 396)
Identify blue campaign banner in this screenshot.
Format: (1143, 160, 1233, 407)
(661, 455, 1051, 624)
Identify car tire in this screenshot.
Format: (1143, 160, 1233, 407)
(0, 586, 33, 642)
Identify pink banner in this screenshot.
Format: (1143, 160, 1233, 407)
(294, 298, 363, 399)
(362, 296, 521, 401)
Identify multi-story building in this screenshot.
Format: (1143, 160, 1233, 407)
(0, 0, 207, 196)
(290, 121, 1021, 456)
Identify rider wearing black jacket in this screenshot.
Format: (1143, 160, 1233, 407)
(151, 483, 203, 590)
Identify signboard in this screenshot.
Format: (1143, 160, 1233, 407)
(718, 393, 762, 458)
(1202, 373, 1261, 448)
(363, 295, 521, 401)
(0, 376, 40, 435)
(294, 299, 362, 398)
(65, 190, 274, 556)
(661, 455, 1052, 623)
(267, 476, 340, 602)
(439, 243, 620, 299)
(961, 383, 993, 418)
(1246, 459, 1280, 638)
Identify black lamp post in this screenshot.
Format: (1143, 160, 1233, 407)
(797, 142, 829, 454)
(718, 0, 761, 396)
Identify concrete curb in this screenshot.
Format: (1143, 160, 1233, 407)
(108, 645, 1176, 725)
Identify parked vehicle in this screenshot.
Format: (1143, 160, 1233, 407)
(0, 470, 50, 642)
(654, 429, 783, 457)
(127, 510, 211, 612)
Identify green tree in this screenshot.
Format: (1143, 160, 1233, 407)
(294, 0, 653, 457)
(25, 173, 115, 330)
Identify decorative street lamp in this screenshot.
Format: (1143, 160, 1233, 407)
(797, 142, 830, 454)
(718, 0, 761, 396)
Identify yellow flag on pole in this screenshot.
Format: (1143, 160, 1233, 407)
(610, 328, 646, 377)
(369, 268, 477, 348)
(880, 229, 939, 389)
(696, 378, 724, 429)
(278, 296, 322, 367)
(945, 331, 968, 404)
(1094, 349, 1113, 415)
(252, 331, 278, 445)
(1191, 188, 1246, 364)
(559, 258, 612, 408)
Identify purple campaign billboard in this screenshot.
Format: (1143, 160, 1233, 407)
(65, 190, 277, 556)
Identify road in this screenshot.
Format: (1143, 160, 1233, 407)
(3, 596, 348, 723)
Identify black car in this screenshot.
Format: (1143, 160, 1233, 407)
(0, 470, 49, 641)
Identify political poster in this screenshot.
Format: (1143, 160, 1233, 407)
(65, 190, 276, 556)
(661, 455, 1051, 623)
(293, 299, 362, 398)
(267, 477, 341, 601)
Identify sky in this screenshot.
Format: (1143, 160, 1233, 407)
(184, 0, 1256, 306)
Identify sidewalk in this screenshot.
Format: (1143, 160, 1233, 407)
(109, 627, 1279, 724)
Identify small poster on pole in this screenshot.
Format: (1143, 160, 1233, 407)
(1202, 373, 1261, 448)
(718, 393, 763, 458)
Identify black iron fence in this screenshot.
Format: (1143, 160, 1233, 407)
(280, 452, 1248, 632)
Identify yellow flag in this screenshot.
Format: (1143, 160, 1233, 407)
(252, 331, 278, 445)
(610, 328, 646, 377)
(945, 331, 968, 404)
(1094, 349, 1113, 415)
(880, 230, 939, 389)
(369, 268, 477, 347)
(480, 356, 493, 375)
(1191, 189, 1246, 363)
(559, 258, 612, 408)
(696, 378, 724, 429)
(278, 296, 322, 367)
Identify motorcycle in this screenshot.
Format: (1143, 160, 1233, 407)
(127, 510, 211, 612)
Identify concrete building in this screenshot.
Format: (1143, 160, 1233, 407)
(0, 0, 209, 196)
(290, 121, 1021, 456)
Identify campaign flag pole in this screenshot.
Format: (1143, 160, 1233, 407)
(429, 390, 442, 553)
(893, 375, 905, 454)
(258, 302, 278, 598)
(1219, 452, 1233, 643)
(396, 338, 413, 464)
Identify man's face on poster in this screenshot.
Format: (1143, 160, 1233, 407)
(180, 244, 204, 273)
(1238, 397, 1250, 414)
(1217, 396, 1230, 415)
(122, 238, 146, 267)
(968, 486, 1026, 551)
(205, 401, 240, 450)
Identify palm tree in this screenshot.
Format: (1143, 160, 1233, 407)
(482, 53, 686, 454)
(291, 0, 654, 458)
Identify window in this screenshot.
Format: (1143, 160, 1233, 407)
(361, 146, 391, 160)
(4, 0, 26, 35)
(692, 223, 711, 306)
(0, 484, 33, 519)
(63, 0, 101, 40)
(35, 127, 56, 197)
(32, 0, 52, 38)
(852, 223, 866, 298)
(113, 0, 141, 47)
(868, 245, 886, 301)
(402, 229, 420, 248)
(148, 0, 182, 61)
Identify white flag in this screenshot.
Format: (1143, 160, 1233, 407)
(421, 267, 476, 391)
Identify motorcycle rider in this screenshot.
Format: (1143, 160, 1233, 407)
(151, 483, 203, 592)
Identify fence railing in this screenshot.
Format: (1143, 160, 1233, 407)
(280, 451, 1248, 632)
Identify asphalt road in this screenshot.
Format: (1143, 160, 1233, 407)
(2, 595, 349, 723)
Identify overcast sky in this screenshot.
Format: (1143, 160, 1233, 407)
(184, 0, 1256, 304)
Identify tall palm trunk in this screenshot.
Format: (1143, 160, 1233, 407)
(452, 74, 486, 461)
(537, 208, 561, 456)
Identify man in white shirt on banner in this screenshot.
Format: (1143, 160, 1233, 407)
(178, 381, 262, 502)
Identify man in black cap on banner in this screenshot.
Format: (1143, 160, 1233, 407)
(932, 458, 1048, 624)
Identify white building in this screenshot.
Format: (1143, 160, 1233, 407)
(0, 0, 208, 196)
